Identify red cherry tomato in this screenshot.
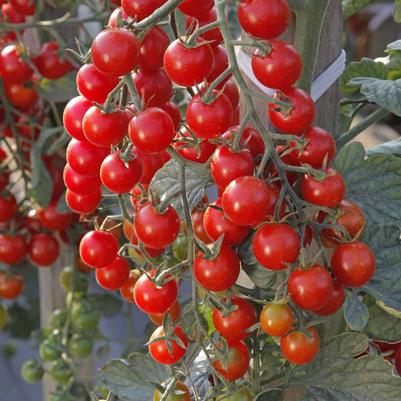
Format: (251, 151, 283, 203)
(135, 202, 180, 249)
(28, 233, 59, 267)
(134, 149, 170, 185)
(185, 8, 223, 45)
(79, 230, 119, 269)
(332, 241, 375, 287)
(9, 0, 35, 15)
(207, 44, 230, 85)
(0, 193, 17, 223)
(213, 341, 250, 381)
(96, 257, 130, 290)
(288, 264, 334, 311)
(394, 346, 401, 375)
(4, 80, 38, 109)
(129, 226, 165, 258)
(121, 0, 166, 21)
(192, 210, 211, 243)
(91, 28, 139, 76)
(160, 102, 181, 129)
(0, 272, 24, 300)
(0, 234, 26, 265)
(108, 7, 128, 27)
(194, 246, 240, 292)
(178, 0, 214, 17)
(253, 223, 300, 270)
(63, 97, 93, 141)
(148, 325, 188, 365)
(149, 301, 181, 325)
(38, 202, 74, 231)
(0, 44, 33, 83)
(222, 126, 265, 158)
(134, 269, 178, 314)
(66, 188, 102, 214)
(314, 280, 346, 316)
(175, 128, 216, 163)
(252, 40, 302, 90)
(119, 269, 141, 303)
(139, 26, 170, 72)
(63, 164, 101, 195)
(222, 79, 240, 108)
(281, 327, 320, 365)
(268, 88, 315, 135)
(260, 303, 294, 337)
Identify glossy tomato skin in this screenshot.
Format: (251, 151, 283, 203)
(148, 325, 188, 365)
(207, 45, 230, 85)
(63, 164, 101, 194)
(293, 126, 336, 168)
(160, 102, 181, 129)
(252, 40, 302, 90)
(185, 8, 223, 45)
(129, 226, 165, 258)
(260, 303, 294, 337)
(63, 96, 93, 141)
(119, 269, 141, 303)
(300, 168, 346, 208)
(0, 44, 33, 83)
(91, 28, 139, 76)
(96, 257, 130, 290)
(132, 68, 173, 107)
(100, 153, 143, 193)
(135, 202, 180, 249)
(213, 341, 250, 381)
(134, 269, 178, 314)
(281, 327, 320, 365)
(204, 199, 250, 246)
(0, 193, 17, 223)
(139, 27, 170, 71)
(222, 176, 277, 226)
(194, 246, 240, 291)
(211, 145, 254, 189)
(79, 230, 119, 269)
(212, 296, 257, 341)
(149, 301, 181, 325)
(66, 188, 102, 214)
(223, 79, 240, 109)
(314, 280, 346, 316)
(238, 0, 290, 40)
(175, 129, 216, 164)
(268, 88, 315, 135)
(66, 139, 109, 176)
(121, 0, 166, 21)
(222, 126, 265, 158)
(164, 40, 214, 87)
(192, 210, 211, 243)
(83, 106, 128, 148)
(178, 0, 214, 17)
(0, 272, 24, 300)
(0, 234, 27, 265)
(9, 0, 35, 15)
(253, 223, 300, 270)
(28, 233, 59, 267)
(134, 149, 170, 185)
(186, 92, 233, 139)
(4, 80, 38, 110)
(38, 202, 74, 231)
(128, 107, 175, 153)
(76, 63, 119, 104)
(331, 241, 375, 287)
(288, 264, 334, 311)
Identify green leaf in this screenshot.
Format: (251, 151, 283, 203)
(334, 142, 366, 174)
(395, 0, 401, 23)
(256, 389, 284, 401)
(150, 159, 213, 219)
(367, 137, 401, 156)
(38, 72, 78, 103)
(288, 333, 401, 401)
(99, 353, 168, 401)
(343, 292, 369, 331)
(341, 58, 387, 94)
(365, 303, 401, 343)
(362, 225, 401, 311)
(342, 0, 374, 18)
(349, 77, 401, 116)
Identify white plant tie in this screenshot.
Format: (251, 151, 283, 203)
(236, 47, 347, 102)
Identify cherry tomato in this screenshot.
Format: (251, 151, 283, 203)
(91, 28, 139, 76)
(96, 257, 130, 290)
(38, 201, 74, 231)
(149, 325, 188, 365)
(119, 269, 141, 303)
(160, 102, 181, 129)
(222, 176, 277, 226)
(300, 168, 345, 208)
(63, 96, 93, 141)
(9, 0, 35, 15)
(134, 149, 170, 185)
(139, 26, 170, 71)
(194, 246, 240, 291)
(260, 303, 294, 337)
(66, 188, 102, 214)
(121, 0, 166, 21)
(186, 91, 233, 139)
(211, 145, 254, 189)
(129, 107, 175, 153)
(76, 63, 119, 104)
(212, 296, 257, 341)
(192, 210, 211, 243)
(149, 301, 181, 326)
(129, 226, 165, 258)
(185, 8, 223, 45)
(238, 0, 290, 40)
(0, 272, 24, 300)
(154, 381, 190, 401)
(132, 68, 173, 107)
(331, 241, 375, 287)
(222, 126, 265, 158)
(0, 44, 33, 83)
(164, 40, 214, 87)
(0, 234, 26, 265)
(83, 106, 128, 148)
(288, 264, 334, 311)
(394, 346, 401, 375)
(223, 79, 240, 108)
(175, 128, 216, 164)
(281, 327, 320, 365)
(100, 152, 143, 193)
(314, 280, 346, 316)
(252, 40, 302, 90)
(268, 88, 315, 135)
(4, 80, 38, 109)
(1, 3, 25, 41)
(0, 193, 17, 223)
(108, 7, 128, 27)
(79, 230, 119, 269)
(135, 202, 180, 249)
(134, 269, 178, 314)
(213, 340, 250, 381)
(253, 223, 300, 270)
(28, 233, 59, 267)
(63, 163, 101, 194)
(204, 199, 250, 246)
(207, 44, 230, 86)
(269, 145, 299, 185)
(178, 0, 213, 17)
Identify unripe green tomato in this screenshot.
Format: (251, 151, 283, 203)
(48, 390, 76, 401)
(21, 359, 44, 383)
(50, 359, 73, 384)
(154, 381, 190, 401)
(59, 266, 89, 293)
(69, 334, 93, 358)
(50, 309, 68, 329)
(71, 301, 101, 331)
(0, 304, 8, 330)
(66, 291, 86, 307)
(39, 339, 61, 361)
(172, 235, 188, 262)
(216, 388, 253, 401)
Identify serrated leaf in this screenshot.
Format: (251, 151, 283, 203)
(342, 0, 374, 18)
(99, 353, 168, 401)
(349, 77, 401, 116)
(341, 58, 387, 94)
(241, 263, 278, 290)
(367, 137, 401, 156)
(38, 72, 78, 103)
(395, 0, 401, 23)
(343, 292, 369, 331)
(334, 142, 366, 174)
(365, 303, 401, 343)
(150, 159, 213, 219)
